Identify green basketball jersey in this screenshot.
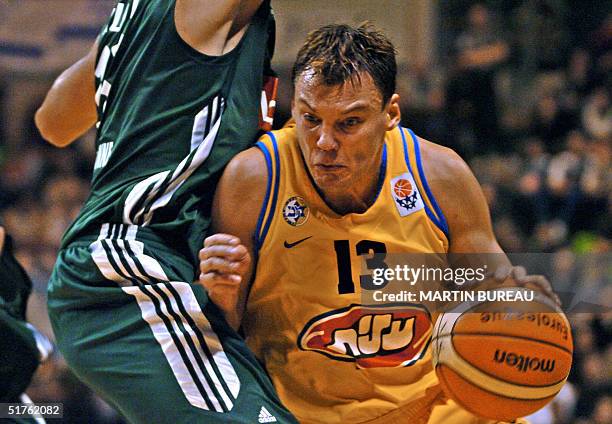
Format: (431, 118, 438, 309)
(62, 0, 274, 264)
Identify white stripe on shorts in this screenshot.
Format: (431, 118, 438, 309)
(89, 226, 240, 411)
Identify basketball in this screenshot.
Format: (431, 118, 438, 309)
(431, 288, 573, 421)
(394, 179, 413, 197)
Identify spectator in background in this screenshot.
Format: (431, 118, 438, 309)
(520, 138, 550, 184)
(403, 59, 445, 113)
(574, 352, 612, 420)
(585, 13, 611, 76)
(529, 94, 578, 154)
(535, 130, 589, 246)
(401, 59, 452, 152)
(579, 138, 610, 234)
(560, 48, 596, 113)
(447, 2, 509, 156)
(531, 0, 571, 71)
(582, 86, 612, 141)
(592, 396, 612, 424)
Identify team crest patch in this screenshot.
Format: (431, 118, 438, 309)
(282, 196, 309, 226)
(390, 173, 425, 217)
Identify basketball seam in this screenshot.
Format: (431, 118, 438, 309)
(433, 334, 570, 389)
(436, 364, 556, 418)
(445, 365, 559, 401)
(447, 332, 573, 355)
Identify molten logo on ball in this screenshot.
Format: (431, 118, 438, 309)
(493, 349, 556, 373)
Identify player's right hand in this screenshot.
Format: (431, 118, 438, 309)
(198, 234, 251, 320)
(491, 265, 561, 307)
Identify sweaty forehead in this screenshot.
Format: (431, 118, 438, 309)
(294, 70, 383, 111)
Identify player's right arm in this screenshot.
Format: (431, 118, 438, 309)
(34, 43, 98, 148)
(36, 0, 265, 148)
(198, 147, 268, 330)
(175, 0, 265, 55)
(420, 138, 558, 303)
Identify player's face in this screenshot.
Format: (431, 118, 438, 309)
(292, 70, 400, 199)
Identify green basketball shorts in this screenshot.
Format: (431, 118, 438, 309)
(48, 224, 296, 424)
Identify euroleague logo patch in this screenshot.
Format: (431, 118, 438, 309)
(282, 196, 309, 226)
(390, 173, 424, 217)
(298, 304, 432, 368)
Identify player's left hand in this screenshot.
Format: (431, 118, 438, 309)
(198, 234, 251, 324)
(199, 234, 250, 282)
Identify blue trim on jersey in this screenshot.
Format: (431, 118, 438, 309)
(399, 127, 450, 238)
(399, 126, 414, 175)
(254, 141, 273, 251)
(409, 128, 450, 238)
(255, 132, 281, 251)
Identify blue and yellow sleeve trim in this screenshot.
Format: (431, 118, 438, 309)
(400, 127, 450, 240)
(254, 132, 281, 251)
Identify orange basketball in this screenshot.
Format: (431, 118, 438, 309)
(431, 288, 573, 422)
(393, 179, 413, 197)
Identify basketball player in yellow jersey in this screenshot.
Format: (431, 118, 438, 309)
(200, 24, 554, 424)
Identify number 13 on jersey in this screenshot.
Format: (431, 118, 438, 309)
(333, 240, 390, 294)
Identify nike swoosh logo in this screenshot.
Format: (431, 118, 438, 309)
(283, 236, 312, 248)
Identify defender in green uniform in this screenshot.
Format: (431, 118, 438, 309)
(35, 1, 295, 422)
(1, 226, 54, 424)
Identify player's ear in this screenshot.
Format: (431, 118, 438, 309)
(385, 93, 401, 130)
(290, 98, 297, 121)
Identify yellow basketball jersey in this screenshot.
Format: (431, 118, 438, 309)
(245, 125, 451, 423)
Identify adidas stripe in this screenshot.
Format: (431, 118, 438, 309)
(90, 224, 240, 411)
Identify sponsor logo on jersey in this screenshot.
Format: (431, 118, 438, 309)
(282, 196, 309, 226)
(298, 304, 432, 368)
(390, 173, 424, 217)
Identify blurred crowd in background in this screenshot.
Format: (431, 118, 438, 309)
(0, 1, 610, 423)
